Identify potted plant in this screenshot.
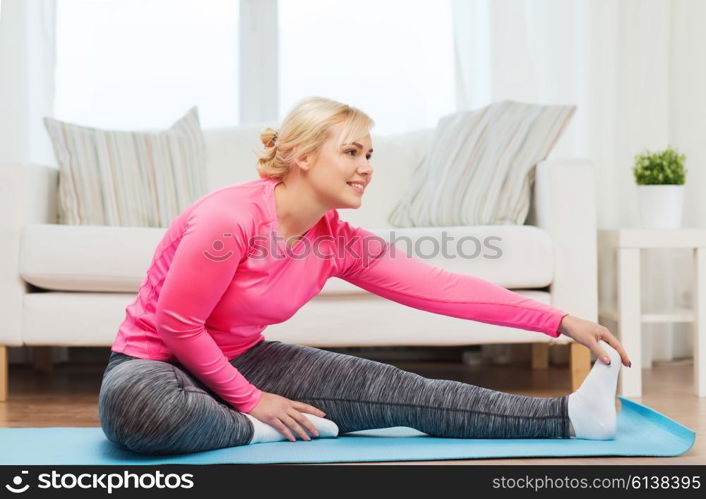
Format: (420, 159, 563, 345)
(632, 146, 687, 229)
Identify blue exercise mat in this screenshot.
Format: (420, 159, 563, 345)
(0, 397, 694, 464)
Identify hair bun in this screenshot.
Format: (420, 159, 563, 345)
(260, 127, 279, 148)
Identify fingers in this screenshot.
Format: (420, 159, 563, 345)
(601, 333, 632, 367)
(289, 409, 320, 438)
(260, 394, 328, 442)
(281, 413, 312, 441)
(591, 337, 613, 365)
(264, 415, 315, 443)
(595, 343, 612, 365)
(270, 419, 296, 442)
(596, 326, 632, 367)
(294, 401, 326, 418)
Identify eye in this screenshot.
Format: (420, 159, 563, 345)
(346, 149, 372, 160)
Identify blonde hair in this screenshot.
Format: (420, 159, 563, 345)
(256, 96, 375, 180)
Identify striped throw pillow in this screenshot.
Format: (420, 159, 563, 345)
(44, 106, 208, 227)
(388, 100, 576, 227)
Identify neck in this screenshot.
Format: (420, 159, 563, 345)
(273, 176, 329, 242)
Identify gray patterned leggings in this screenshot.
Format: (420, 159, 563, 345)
(98, 340, 570, 455)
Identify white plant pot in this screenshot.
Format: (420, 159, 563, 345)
(637, 185, 685, 229)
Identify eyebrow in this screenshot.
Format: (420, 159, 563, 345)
(351, 142, 374, 154)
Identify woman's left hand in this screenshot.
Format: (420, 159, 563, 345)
(558, 314, 632, 368)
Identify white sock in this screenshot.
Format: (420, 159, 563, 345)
(567, 340, 621, 440)
(243, 413, 339, 444)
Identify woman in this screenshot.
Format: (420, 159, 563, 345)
(98, 96, 631, 456)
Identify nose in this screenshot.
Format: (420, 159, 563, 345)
(358, 158, 373, 175)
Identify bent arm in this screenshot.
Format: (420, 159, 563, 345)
(155, 206, 262, 413)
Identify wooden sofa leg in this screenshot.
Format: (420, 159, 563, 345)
(0, 346, 8, 402)
(531, 343, 549, 369)
(570, 342, 591, 391)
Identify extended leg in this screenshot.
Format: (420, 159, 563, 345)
(232, 341, 570, 439)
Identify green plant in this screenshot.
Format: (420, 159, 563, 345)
(632, 146, 687, 185)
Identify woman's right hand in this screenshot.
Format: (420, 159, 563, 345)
(246, 391, 327, 442)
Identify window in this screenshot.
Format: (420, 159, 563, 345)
(54, 0, 455, 133)
(278, 0, 455, 135)
(55, 0, 239, 128)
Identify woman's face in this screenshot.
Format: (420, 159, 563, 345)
(297, 122, 374, 210)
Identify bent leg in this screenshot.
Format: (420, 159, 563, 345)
(98, 353, 253, 455)
(232, 341, 570, 439)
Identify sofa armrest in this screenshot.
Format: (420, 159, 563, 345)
(527, 158, 598, 330)
(0, 163, 59, 344)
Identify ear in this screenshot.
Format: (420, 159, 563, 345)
(293, 147, 317, 172)
(293, 152, 311, 172)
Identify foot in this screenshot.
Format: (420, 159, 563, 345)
(244, 413, 339, 444)
(568, 398, 622, 437)
(567, 340, 621, 440)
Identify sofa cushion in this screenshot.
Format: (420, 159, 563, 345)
(43, 107, 208, 227)
(20, 224, 166, 292)
(388, 100, 576, 227)
(19, 223, 554, 293)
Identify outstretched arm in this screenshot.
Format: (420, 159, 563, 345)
(333, 219, 569, 338)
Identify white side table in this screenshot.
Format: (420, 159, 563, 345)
(598, 228, 706, 397)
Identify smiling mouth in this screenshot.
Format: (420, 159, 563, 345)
(347, 181, 365, 193)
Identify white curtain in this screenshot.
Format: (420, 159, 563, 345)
(0, 0, 68, 364)
(452, 0, 706, 365)
(0, 0, 56, 166)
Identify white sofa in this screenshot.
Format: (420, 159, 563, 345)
(0, 124, 596, 401)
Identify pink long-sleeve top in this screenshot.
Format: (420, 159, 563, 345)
(112, 176, 569, 413)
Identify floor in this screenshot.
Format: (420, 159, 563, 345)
(0, 353, 703, 464)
